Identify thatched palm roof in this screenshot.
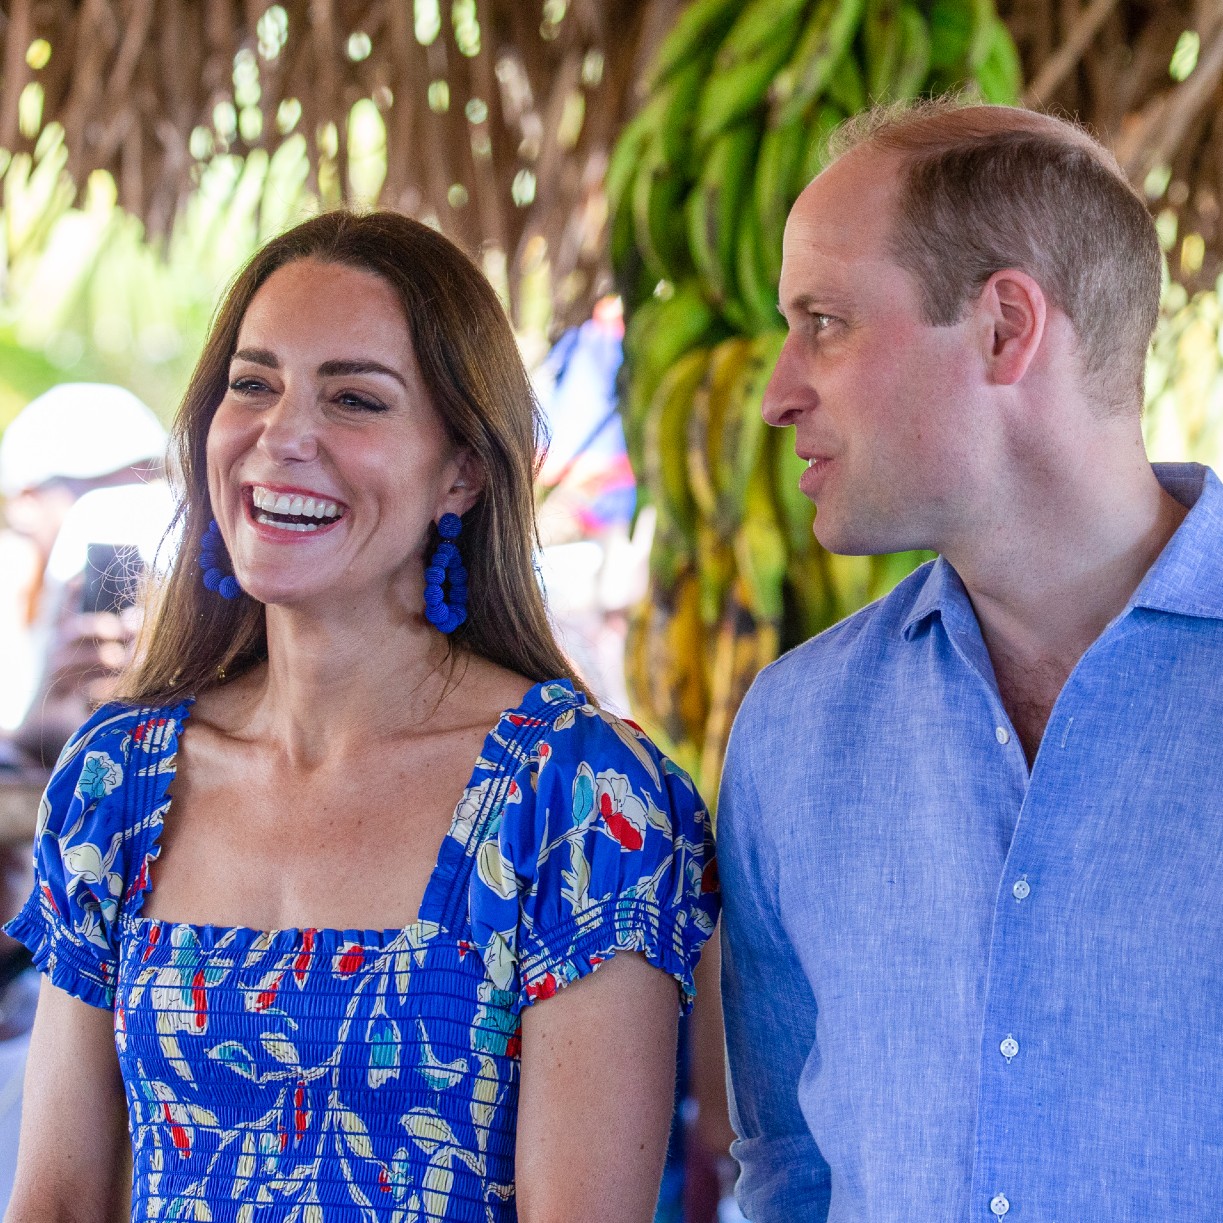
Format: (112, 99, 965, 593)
(1, 0, 1222, 334)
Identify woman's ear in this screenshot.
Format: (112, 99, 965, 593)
(444, 448, 486, 518)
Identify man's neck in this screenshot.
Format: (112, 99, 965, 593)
(946, 458, 1190, 766)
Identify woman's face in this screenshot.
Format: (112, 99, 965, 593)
(206, 258, 479, 611)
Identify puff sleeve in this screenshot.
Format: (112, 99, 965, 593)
(5, 702, 175, 1009)
(469, 694, 718, 1014)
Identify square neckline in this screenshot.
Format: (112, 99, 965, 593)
(120, 677, 579, 947)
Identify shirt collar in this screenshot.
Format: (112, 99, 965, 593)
(902, 462, 1223, 640)
(1128, 462, 1223, 619)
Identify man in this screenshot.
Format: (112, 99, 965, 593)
(718, 99, 1223, 1221)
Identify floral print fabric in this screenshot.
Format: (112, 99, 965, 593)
(9, 680, 718, 1221)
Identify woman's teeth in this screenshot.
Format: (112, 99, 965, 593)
(250, 486, 344, 531)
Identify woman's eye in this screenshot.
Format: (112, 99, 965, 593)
(336, 391, 387, 413)
(229, 377, 269, 395)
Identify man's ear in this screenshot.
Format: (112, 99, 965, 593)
(443, 448, 486, 518)
(976, 268, 1048, 387)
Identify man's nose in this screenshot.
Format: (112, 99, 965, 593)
(257, 388, 319, 463)
(761, 337, 810, 428)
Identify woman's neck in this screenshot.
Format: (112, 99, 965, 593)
(225, 599, 458, 766)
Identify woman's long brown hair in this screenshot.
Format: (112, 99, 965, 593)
(121, 210, 585, 703)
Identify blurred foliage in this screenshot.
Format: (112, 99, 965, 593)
(0, 120, 317, 432)
(1, 119, 1221, 480)
(1145, 278, 1223, 471)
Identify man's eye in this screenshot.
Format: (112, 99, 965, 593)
(812, 313, 836, 330)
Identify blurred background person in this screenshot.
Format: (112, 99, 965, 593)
(0, 383, 173, 767)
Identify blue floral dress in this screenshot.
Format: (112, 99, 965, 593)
(9, 679, 718, 1221)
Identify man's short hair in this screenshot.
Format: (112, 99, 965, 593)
(829, 100, 1162, 410)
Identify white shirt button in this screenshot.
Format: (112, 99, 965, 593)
(1012, 879, 1031, 901)
(990, 1193, 1010, 1217)
(995, 726, 1010, 745)
(1000, 1036, 1019, 1060)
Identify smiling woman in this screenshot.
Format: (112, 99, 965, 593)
(3, 212, 718, 1223)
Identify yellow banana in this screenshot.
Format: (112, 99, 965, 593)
(643, 346, 710, 550)
(688, 336, 752, 520)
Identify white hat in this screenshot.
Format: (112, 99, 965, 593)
(0, 383, 168, 497)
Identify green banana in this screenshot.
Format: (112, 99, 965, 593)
(686, 122, 758, 324)
(655, 55, 707, 169)
(772, 423, 817, 556)
(974, 17, 1022, 103)
(889, 5, 932, 101)
(864, 0, 902, 102)
(687, 336, 751, 519)
(928, 0, 976, 71)
(755, 113, 810, 285)
(771, 0, 867, 127)
(622, 281, 720, 470)
(644, 0, 744, 93)
(717, 329, 786, 535)
(736, 195, 781, 334)
(696, 523, 736, 628)
(733, 439, 788, 623)
(825, 53, 866, 115)
(632, 142, 691, 283)
(694, 0, 811, 146)
(799, 102, 848, 189)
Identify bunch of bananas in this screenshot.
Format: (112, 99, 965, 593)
(612, 0, 1021, 800)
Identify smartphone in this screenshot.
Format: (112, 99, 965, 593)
(81, 543, 144, 615)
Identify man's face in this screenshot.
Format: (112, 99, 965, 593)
(765, 148, 986, 556)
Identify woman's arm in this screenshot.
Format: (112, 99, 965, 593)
(515, 952, 679, 1223)
(4, 980, 128, 1223)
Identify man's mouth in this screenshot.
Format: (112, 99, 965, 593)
(248, 485, 346, 533)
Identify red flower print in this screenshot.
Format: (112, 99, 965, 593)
(124, 859, 150, 902)
(505, 1032, 522, 1059)
(141, 924, 161, 963)
(602, 792, 644, 851)
(293, 930, 315, 986)
(379, 1167, 392, 1193)
(526, 972, 558, 1002)
(255, 972, 283, 1013)
(622, 718, 645, 734)
(131, 718, 168, 747)
(162, 1103, 191, 1157)
(337, 944, 364, 976)
(40, 883, 59, 915)
(702, 858, 720, 894)
(191, 969, 208, 1029)
(294, 1081, 309, 1143)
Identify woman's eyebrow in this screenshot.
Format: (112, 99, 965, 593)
(316, 359, 408, 389)
(232, 347, 279, 367)
(231, 349, 408, 390)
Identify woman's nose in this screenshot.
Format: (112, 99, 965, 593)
(256, 388, 319, 463)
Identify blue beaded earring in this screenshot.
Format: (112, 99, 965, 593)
(200, 519, 242, 600)
(423, 513, 468, 633)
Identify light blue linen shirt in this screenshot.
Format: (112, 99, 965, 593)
(719, 463, 1223, 1223)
